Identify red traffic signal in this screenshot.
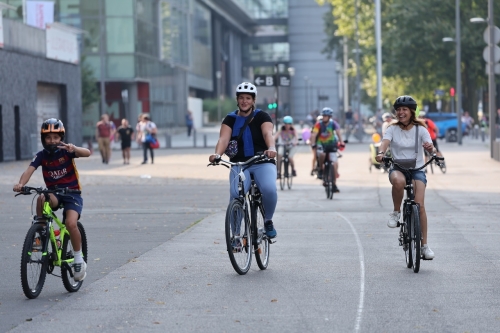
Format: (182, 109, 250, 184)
(450, 87, 455, 97)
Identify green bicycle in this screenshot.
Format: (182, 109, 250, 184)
(16, 186, 88, 299)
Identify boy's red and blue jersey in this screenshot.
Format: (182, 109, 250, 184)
(30, 149, 81, 190)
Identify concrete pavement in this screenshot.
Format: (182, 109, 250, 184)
(2, 138, 500, 332)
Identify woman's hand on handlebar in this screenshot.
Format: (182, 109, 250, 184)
(209, 154, 221, 163)
(264, 147, 277, 159)
(13, 183, 23, 192)
(422, 141, 434, 153)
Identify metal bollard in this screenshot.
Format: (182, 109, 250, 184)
(193, 130, 197, 147)
(203, 134, 207, 148)
(165, 134, 171, 148)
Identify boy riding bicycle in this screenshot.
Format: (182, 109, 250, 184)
(13, 119, 91, 281)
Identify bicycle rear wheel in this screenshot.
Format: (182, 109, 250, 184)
(439, 160, 447, 174)
(20, 223, 49, 299)
(225, 199, 252, 275)
(62, 222, 88, 292)
(410, 205, 421, 273)
(253, 202, 269, 270)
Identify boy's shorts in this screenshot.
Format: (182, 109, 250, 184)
(54, 192, 83, 218)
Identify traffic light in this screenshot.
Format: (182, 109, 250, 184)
(268, 102, 278, 109)
(450, 87, 455, 97)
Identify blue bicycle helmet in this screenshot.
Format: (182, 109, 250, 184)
(321, 107, 334, 117)
(283, 116, 293, 124)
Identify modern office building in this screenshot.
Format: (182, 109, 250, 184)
(2, 0, 339, 144)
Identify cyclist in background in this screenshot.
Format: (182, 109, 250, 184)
(13, 119, 91, 280)
(209, 82, 277, 239)
(375, 96, 436, 259)
(419, 111, 443, 159)
(310, 107, 345, 192)
(274, 115, 299, 178)
(381, 112, 393, 136)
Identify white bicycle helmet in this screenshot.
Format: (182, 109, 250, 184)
(235, 82, 257, 97)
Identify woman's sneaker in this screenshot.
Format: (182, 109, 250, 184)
(73, 261, 87, 281)
(421, 245, 435, 259)
(264, 221, 277, 239)
(387, 211, 400, 228)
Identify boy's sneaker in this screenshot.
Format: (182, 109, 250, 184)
(333, 185, 340, 193)
(292, 170, 297, 177)
(73, 261, 87, 281)
(317, 171, 323, 180)
(387, 211, 400, 228)
(421, 245, 435, 259)
(264, 221, 277, 239)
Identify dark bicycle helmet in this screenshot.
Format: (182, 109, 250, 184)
(40, 118, 65, 152)
(321, 107, 334, 117)
(393, 95, 417, 110)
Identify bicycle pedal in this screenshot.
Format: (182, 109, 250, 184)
(268, 239, 277, 244)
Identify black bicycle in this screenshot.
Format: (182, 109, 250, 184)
(317, 142, 345, 199)
(208, 154, 274, 275)
(16, 186, 88, 298)
(277, 144, 293, 190)
(424, 149, 446, 174)
(383, 154, 444, 273)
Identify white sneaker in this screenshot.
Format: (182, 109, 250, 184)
(73, 261, 87, 281)
(421, 245, 435, 259)
(387, 211, 400, 228)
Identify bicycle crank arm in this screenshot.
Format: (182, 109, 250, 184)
(61, 262, 75, 278)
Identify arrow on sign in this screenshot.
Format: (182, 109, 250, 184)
(254, 77, 264, 86)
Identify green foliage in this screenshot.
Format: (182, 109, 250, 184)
(320, 0, 500, 117)
(81, 57, 99, 112)
(202, 98, 237, 122)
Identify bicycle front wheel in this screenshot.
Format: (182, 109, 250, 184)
(62, 222, 88, 292)
(410, 205, 421, 273)
(402, 205, 412, 268)
(279, 158, 286, 190)
(20, 223, 49, 299)
(225, 199, 252, 275)
(286, 159, 293, 190)
(324, 163, 334, 199)
(253, 203, 269, 270)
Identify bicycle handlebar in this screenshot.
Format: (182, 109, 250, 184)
(15, 186, 81, 197)
(207, 154, 271, 169)
(382, 154, 444, 172)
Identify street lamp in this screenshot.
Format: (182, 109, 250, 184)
(470, 0, 497, 159)
(441, 0, 463, 145)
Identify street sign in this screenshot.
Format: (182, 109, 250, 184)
(254, 74, 291, 87)
(485, 63, 500, 75)
(278, 74, 290, 87)
(254, 75, 275, 87)
(482, 45, 500, 63)
(483, 26, 500, 45)
(434, 89, 445, 96)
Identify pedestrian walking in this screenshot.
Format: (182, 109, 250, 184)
(95, 114, 113, 164)
(138, 114, 157, 164)
(117, 118, 134, 164)
(186, 110, 194, 137)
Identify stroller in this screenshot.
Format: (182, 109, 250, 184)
(369, 133, 391, 173)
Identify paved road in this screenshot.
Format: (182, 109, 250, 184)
(1, 139, 499, 332)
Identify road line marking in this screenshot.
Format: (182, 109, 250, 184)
(337, 212, 365, 333)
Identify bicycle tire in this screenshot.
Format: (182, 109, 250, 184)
(20, 223, 49, 299)
(62, 222, 88, 292)
(253, 203, 269, 270)
(279, 158, 286, 190)
(327, 162, 334, 199)
(429, 159, 434, 174)
(225, 199, 252, 275)
(439, 161, 447, 174)
(403, 205, 412, 268)
(286, 159, 293, 190)
(410, 205, 421, 273)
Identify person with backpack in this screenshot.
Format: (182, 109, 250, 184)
(310, 107, 345, 193)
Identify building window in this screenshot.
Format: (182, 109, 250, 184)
(105, 0, 133, 16)
(106, 17, 134, 53)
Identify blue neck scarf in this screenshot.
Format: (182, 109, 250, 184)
(229, 109, 260, 157)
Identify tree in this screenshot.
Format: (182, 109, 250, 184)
(81, 57, 99, 112)
(318, 0, 500, 119)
